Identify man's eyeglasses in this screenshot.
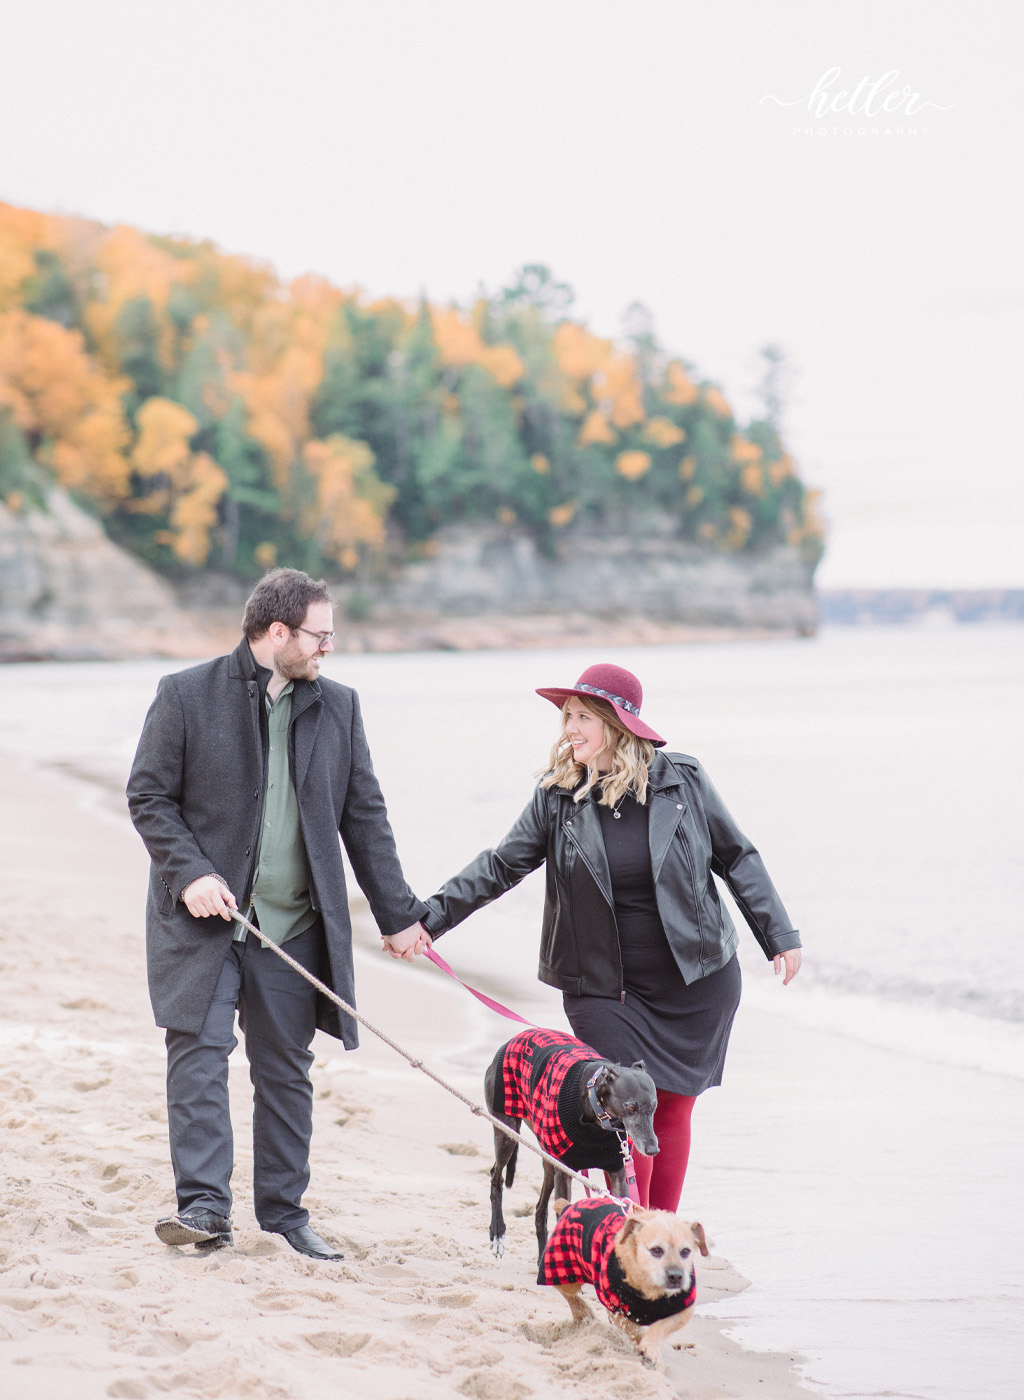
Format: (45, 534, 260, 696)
(292, 626, 335, 648)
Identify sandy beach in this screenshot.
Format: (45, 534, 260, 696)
(0, 759, 811, 1400)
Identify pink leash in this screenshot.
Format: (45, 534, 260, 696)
(423, 945, 535, 1026)
(422, 945, 641, 1205)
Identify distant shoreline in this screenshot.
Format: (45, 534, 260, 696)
(3, 590, 1023, 663)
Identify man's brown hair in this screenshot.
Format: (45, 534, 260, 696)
(242, 568, 333, 640)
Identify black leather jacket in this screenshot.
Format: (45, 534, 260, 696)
(421, 750, 801, 999)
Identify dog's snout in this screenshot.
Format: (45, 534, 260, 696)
(630, 1127, 658, 1156)
(664, 1267, 685, 1289)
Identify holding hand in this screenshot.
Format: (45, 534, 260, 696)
(382, 923, 433, 961)
(182, 875, 238, 921)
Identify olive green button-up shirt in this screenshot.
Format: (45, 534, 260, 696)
(235, 682, 318, 947)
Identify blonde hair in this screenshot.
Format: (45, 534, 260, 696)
(539, 695, 655, 807)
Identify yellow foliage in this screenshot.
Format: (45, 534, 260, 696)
(430, 306, 524, 387)
(431, 307, 485, 367)
(552, 323, 611, 382)
(643, 416, 686, 449)
(530, 453, 550, 474)
(480, 343, 525, 388)
(0, 205, 55, 311)
(253, 541, 277, 569)
(697, 521, 718, 541)
(616, 450, 652, 481)
(679, 456, 696, 481)
(577, 409, 616, 447)
(769, 455, 794, 485)
(85, 225, 198, 372)
(170, 452, 228, 566)
(702, 386, 732, 418)
(548, 501, 576, 527)
(740, 464, 764, 496)
(595, 354, 645, 430)
(0, 309, 130, 502)
(685, 485, 704, 506)
(497, 506, 517, 525)
(301, 435, 395, 568)
(131, 398, 198, 485)
(731, 436, 763, 465)
(664, 362, 698, 406)
(130, 399, 226, 562)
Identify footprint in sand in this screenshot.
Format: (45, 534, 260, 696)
(302, 1330, 370, 1358)
(457, 1373, 533, 1400)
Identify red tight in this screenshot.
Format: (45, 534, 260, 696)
(631, 1090, 696, 1212)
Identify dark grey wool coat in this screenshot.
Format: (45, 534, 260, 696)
(127, 639, 427, 1048)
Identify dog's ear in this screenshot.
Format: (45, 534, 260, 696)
(688, 1221, 710, 1257)
(630, 1059, 647, 1073)
(617, 1208, 649, 1242)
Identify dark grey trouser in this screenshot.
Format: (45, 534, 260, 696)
(164, 920, 326, 1232)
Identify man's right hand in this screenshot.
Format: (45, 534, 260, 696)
(182, 875, 238, 921)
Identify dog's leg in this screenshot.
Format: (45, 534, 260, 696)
(636, 1307, 694, 1366)
(554, 1283, 593, 1324)
(488, 1121, 519, 1257)
(535, 1165, 570, 1263)
(485, 1052, 519, 1258)
(606, 1165, 628, 1200)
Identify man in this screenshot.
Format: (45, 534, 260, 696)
(127, 568, 429, 1259)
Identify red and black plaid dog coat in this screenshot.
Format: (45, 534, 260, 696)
(538, 1198, 697, 1326)
(493, 1028, 625, 1173)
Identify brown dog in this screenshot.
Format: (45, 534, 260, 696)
(539, 1197, 708, 1364)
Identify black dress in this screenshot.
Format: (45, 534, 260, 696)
(561, 789, 741, 1096)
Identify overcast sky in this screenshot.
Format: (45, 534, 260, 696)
(2, 0, 1020, 586)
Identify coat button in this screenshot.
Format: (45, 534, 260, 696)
(245, 846, 251, 856)
(676, 803, 683, 809)
(254, 789, 259, 800)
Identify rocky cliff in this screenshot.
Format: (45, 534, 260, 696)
(0, 496, 817, 661)
(0, 490, 207, 660)
(368, 525, 818, 634)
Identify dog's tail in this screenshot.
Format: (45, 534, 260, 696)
(504, 1143, 518, 1188)
(553, 1197, 571, 1217)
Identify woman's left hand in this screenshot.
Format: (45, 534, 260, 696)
(773, 949, 802, 985)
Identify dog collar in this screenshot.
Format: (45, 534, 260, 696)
(585, 1067, 625, 1133)
(606, 1252, 697, 1325)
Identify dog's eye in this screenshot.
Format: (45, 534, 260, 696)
(680, 1247, 691, 1259)
(624, 1102, 638, 1114)
(648, 1245, 664, 1259)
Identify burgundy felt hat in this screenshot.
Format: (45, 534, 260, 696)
(536, 663, 666, 746)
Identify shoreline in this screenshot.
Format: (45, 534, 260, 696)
(0, 759, 814, 1400)
(0, 612, 807, 665)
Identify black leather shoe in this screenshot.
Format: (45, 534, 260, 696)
(155, 1210, 233, 1249)
(279, 1225, 344, 1260)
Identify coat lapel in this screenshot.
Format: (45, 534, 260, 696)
(290, 680, 323, 792)
(564, 799, 614, 909)
(648, 791, 687, 883)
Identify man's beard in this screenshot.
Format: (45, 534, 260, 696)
(277, 643, 320, 682)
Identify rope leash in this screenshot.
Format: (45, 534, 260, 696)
(228, 909, 630, 1205)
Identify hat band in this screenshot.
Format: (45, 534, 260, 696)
(576, 682, 641, 718)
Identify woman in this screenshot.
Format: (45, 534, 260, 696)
(384, 663, 802, 1212)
